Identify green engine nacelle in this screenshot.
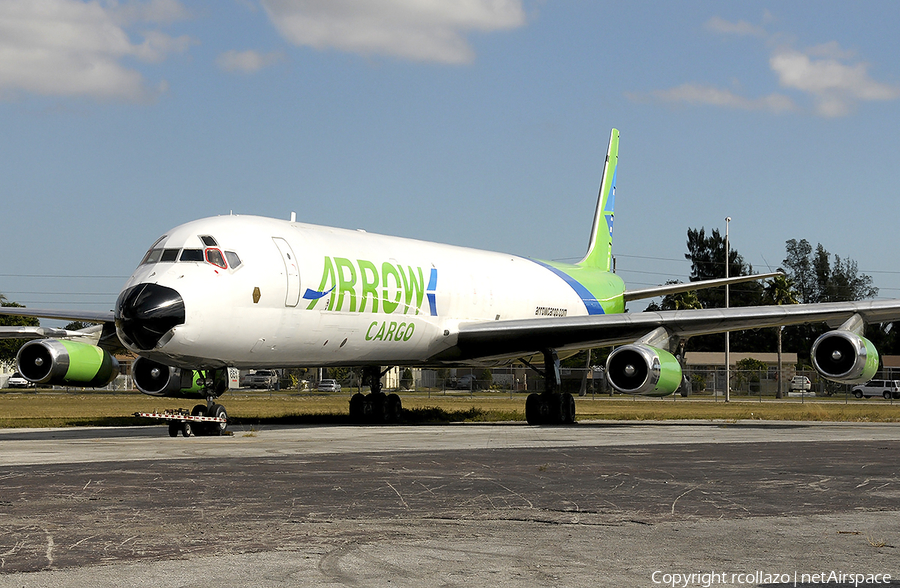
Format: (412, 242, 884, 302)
(132, 357, 227, 398)
(606, 344, 682, 396)
(811, 330, 879, 385)
(17, 339, 119, 387)
(132, 357, 205, 397)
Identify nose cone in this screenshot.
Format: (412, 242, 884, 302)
(116, 284, 185, 350)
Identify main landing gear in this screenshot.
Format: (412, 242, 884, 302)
(524, 349, 577, 426)
(349, 366, 403, 424)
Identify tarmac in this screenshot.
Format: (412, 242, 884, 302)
(1, 420, 899, 587)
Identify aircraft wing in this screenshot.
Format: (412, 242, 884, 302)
(0, 326, 102, 340)
(439, 299, 900, 362)
(0, 307, 114, 324)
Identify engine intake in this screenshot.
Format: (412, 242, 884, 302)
(606, 344, 682, 396)
(16, 339, 119, 387)
(132, 357, 201, 397)
(811, 330, 878, 385)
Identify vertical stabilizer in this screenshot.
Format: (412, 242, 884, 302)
(578, 128, 619, 271)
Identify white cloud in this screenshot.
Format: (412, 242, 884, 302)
(704, 16, 766, 37)
(0, 0, 192, 102)
(106, 0, 191, 25)
(217, 49, 285, 73)
(646, 83, 796, 114)
(636, 15, 900, 118)
(770, 47, 900, 117)
(260, 0, 527, 64)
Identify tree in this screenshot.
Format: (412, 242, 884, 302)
(659, 282, 703, 311)
(681, 227, 769, 351)
(782, 239, 877, 303)
(763, 273, 800, 398)
(685, 227, 764, 309)
(400, 368, 414, 390)
(733, 357, 768, 393)
(0, 297, 40, 365)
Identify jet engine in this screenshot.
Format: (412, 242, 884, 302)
(606, 344, 682, 396)
(811, 330, 879, 385)
(132, 357, 203, 397)
(17, 339, 119, 387)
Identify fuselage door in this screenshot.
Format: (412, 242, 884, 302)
(273, 237, 301, 307)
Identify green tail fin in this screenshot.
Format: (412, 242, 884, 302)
(578, 128, 619, 271)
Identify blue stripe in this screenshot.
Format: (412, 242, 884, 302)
(427, 268, 438, 315)
(532, 260, 605, 315)
(302, 286, 334, 300)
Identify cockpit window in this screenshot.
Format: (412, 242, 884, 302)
(139, 236, 167, 265)
(142, 248, 163, 265)
(206, 248, 227, 269)
(225, 251, 242, 269)
(200, 235, 218, 247)
(180, 249, 204, 262)
(160, 249, 180, 262)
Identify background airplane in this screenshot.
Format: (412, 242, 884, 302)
(3, 129, 900, 431)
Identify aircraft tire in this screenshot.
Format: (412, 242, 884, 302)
(385, 394, 402, 423)
(525, 393, 542, 425)
(349, 393, 366, 422)
(191, 404, 209, 436)
(209, 404, 227, 435)
(561, 392, 576, 424)
(369, 392, 388, 423)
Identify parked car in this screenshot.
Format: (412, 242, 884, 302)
(789, 376, 811, 391)
(6, 372, 33, 388)
(787, 375, 815, 397)
(455, 375, 475, 390)
(241, 370, 279, 389)
(851, 380, 900, 399)
(317, 379, 341, 392)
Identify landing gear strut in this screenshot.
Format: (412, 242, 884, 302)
(349, 366, 402, 424)
(524, 349, 576, 425)
(188, 369, 229, 436)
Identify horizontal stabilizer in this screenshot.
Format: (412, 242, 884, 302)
(623, 272, 783, 302)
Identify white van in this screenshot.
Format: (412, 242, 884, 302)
(851, 380, 900, 399)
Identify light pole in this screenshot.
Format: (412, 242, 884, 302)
(724, 216, 731, 403)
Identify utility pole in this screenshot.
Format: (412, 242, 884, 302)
(725, 216, 731, 403)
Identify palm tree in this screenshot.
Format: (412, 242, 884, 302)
(764, 273, 800, 398)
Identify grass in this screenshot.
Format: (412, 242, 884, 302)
(2, 389, 900, 428)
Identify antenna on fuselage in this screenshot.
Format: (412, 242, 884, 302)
(290, 212, 296, 222)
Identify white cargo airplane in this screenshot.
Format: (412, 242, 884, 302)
(4, 129, 900, 432)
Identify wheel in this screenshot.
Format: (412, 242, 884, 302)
(191, 404, 209, 436)
(854, 391, 863, 399)
(561, 392, 576, 424)
(369, 392, 387, 423)
(168, 422, 180, 437)
(209, 404, 228, 435)
(525, 393, 542, 425)
(884, 391, 891, 400)
(181, 421, 193, 437)
(385, 394, 402, 423)
(349, 393, 366, 422)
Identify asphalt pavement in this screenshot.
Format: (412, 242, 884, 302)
(1, 421, 899, 587)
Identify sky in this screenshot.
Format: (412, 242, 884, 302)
(1, 0, 899, 318)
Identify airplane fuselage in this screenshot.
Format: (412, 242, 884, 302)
(117, 215, 626, 369)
